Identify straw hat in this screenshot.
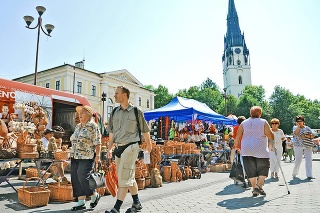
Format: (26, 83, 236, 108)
(76, 105, 94, 116)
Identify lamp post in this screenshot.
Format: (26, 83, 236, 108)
(223, 88, 228, 116)
(101, 92, 107, 122)
(23, 6, 55, 85)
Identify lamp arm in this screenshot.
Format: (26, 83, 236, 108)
(25, 21, 39, 30)
(40, 25, 52, 37)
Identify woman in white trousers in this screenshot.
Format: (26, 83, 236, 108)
(292, 115, 314, 179)
(269, 118, 285, 178)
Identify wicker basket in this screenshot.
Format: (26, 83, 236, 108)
(18, 152, 39, 159)
(191, 149, 201, 154)
(54, 151, 70, 160)
(47, 180, 73, 202)
(17, 144, 37, 152)
(136, 177, 145, 190)
(163, 146, 175, 155)
(17, 177, 51, 208)
(26, 167, 51, 180)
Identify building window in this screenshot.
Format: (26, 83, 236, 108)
(45, 83, 49, 88)
(107, 106, 113, 119)
(147, 99, 150, 108)
(92, 85, 96, 96)
(77, 81, 82, 93)
(107, 98, 114, 119)
(55, 80, 60, 90)
(139, 97, 141, 106)
(238, 76, 242, 84)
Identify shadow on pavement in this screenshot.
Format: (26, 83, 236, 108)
(217, 196, 268, 210)
(289, 177, 313, 185)
(264, 178, 280, 184)
(215, 183, 248, 196)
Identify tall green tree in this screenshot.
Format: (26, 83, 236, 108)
(269, 86, 296, 133)
(198, 87, 224, 113)
(153, 85, 173, 109)
(200, 78, 218, 90)
(235, 85, 267, 118)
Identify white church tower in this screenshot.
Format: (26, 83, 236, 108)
(222, 0, 252, 98)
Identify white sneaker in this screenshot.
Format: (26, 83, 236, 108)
(271, 172, 275, 178)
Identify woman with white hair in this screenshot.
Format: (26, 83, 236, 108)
(70, 105, 101, 211)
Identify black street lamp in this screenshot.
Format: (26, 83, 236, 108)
(23, 6, 55, 85)
(101, 92, 107, 122)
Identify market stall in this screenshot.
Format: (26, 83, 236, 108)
(142, 97, 237, 176)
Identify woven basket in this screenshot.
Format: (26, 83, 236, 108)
(25, 167, 51, 180)
(191, 149, 201, 154)
(145, 176, 151, 188)
(136, 178, 145, 190)
(163, 146, 175, 155)
(54, 151, 70, 160)
(18, 152, 39, 159)
(17, 144, 37, 153)
(47, 180, 73, 202)
(17, 177, 51, 208)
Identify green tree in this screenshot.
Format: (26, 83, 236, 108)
(143, 85, 156, 91)
(234, 85, 267, 118)
(200, 78, 218, 90)
(197, 87, 223, 113)
(269, 86, 296, 133)
(153, 85, 173, 109)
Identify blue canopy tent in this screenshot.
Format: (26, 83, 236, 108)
(144, 96, 237, 125)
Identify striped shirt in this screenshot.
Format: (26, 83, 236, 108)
(241, 117, 269, 158)
(293, 125, 312, 147)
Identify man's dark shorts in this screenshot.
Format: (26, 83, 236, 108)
(243, 156, 270, 178)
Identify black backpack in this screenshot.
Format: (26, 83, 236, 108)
(111, 106, 142, 144)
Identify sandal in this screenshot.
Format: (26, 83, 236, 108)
(252, 191, 259, 197)
(254, 185, 266, 196)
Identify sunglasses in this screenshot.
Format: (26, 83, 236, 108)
(271, 123, 279, 125)
(296, 120, 303, 122)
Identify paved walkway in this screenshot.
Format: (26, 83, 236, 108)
(0, 154, 319, 213)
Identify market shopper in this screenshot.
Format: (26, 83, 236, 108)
(232, 116, 249, 188)
(69, 105, 102, 211)
(269, 118, 286, 178)
(292, 115, 315, 179)
(286, 137, 294, 162)
(234, 106, 274, 197)
(105, 86, 152, 213)
(231, 116, 246, 164)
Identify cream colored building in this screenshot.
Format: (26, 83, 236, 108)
(13, 62, 155, 122)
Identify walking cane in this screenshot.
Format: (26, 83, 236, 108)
(274, 148, 290, 194)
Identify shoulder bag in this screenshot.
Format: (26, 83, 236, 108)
(88, 163, 106, 190)
(229, 153, 245, 183)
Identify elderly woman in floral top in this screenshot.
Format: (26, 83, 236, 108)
(70, 105, 101, 211)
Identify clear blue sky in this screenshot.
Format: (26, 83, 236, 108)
(1, 0, 319, 101)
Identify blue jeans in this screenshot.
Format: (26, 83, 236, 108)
(71, 158, 94, 197)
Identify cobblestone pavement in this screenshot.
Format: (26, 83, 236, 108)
(1, 154, 319, 213)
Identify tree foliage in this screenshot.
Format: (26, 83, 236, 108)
(146, 78, 320, 135)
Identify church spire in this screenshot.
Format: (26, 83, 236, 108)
(224, 0, 243, 50)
